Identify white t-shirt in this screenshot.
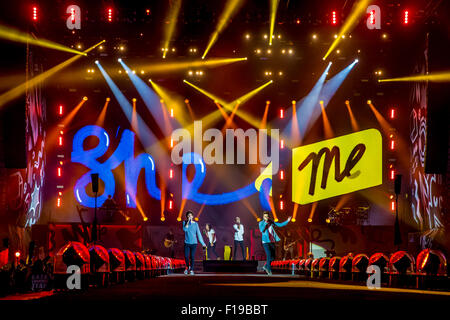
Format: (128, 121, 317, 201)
(233, 224, 244, 241)
(206, 229, 216, 244)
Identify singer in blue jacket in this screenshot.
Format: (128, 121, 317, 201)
(259, 211, 291, 275)
(182, 210, 206, 275)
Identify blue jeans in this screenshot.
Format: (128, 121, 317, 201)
(184, 243, 197, 270)
(262, 242, 275, 272)
(233, 240, 245, 260)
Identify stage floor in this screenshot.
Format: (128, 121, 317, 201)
(6, 273, 449, 301)
(3, 273, 450, 317)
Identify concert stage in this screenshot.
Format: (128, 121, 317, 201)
(14, 273, 449, 317)
(203, 260, 259, 273)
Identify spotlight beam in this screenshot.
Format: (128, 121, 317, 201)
(269, 0, 280, 45)
(183, 79, 273, 129)
(142, 57, 247, 74)
(322, 0, 372, 60)
(0, 24, 87, 56)
(0, 40, 104, 109)
(96, 61, 168, 165)
(119, 59, 179, 136)
(162, 0, 182, 58)
(379, 71, 450, 82)
(202, 0, 245, 59)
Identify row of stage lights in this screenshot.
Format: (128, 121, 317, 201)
(29, 6, 413, 26)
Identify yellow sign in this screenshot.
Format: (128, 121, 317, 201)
(292, 129, 382, 204)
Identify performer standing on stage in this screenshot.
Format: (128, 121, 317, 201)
(182, 211, 206, 275)
(204, 223, 219, 260)
(259, 211, 291, 275)
(233, 217, 246, 260)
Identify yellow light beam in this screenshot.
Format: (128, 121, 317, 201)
(0, 24, 87, 56)
(143, 57, 247, 73)
(269, 0, 280, 46)
(323, 0, 372, 60)
(379, 71, 450, 82)
(183, 79, 228, 105)
(149, 80, 190, 127)
(344, 100, 360, 131)
(0, 40, 104, 109)
(162, 0, 182, 59)
(202, 0, 245, 59)
(184, 79, 273, 129)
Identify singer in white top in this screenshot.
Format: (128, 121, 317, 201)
(233, 217, 246, 260)
(205, 223, 219, 260)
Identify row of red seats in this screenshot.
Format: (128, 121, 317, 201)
(54, 241, 186, 289)
(271, 249, 448, 289)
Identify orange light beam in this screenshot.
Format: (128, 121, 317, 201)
(335, 193, 352, 212)
(344, 100, 360, 131)
(320, 100, 335, 139)
(308, 202, 318, 222)
(260, 101, 270, 129)
(292, 203, 299, 222)
(95, 98, 110, 128)
(184, 99, 195, 120)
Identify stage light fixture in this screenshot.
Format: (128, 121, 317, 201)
(331, 11, 338, 25)
(312, 34, 317, 39)
(107, 7, 113, 22)
(143, 217, 148, 222)
(245, 33, 250, 39)
(83, 96, 88, 101)
(403, 10, 409, 24)
(307, 218, 312, 223)
(389, 108, 396, 119)
(118, 58, 122, 62)
(95, 60, 99, 64)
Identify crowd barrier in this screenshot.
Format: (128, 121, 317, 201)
(271, 249, 449, 290)
(51, 241, 185, 290)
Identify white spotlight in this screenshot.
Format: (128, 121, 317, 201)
(118, 58, 122, 62)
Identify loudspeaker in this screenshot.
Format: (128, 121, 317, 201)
(2, 98, 27, 168)
(425, 82, 449, 174)
(91, 173, 99, 193)
(425, 29, 449, 174)
(28, 241, 35, 259)
(394, 174, 402, 195)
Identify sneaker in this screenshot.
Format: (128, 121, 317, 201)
(262, 265, 273, 276)
(190, 270, 195, 275)
(184, 269, 189, 275)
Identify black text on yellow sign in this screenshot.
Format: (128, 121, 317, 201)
(292, 129, 382, 204)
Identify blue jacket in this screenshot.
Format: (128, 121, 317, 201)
(183, 220, 206, 246)
(259, 219, 289, 244)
